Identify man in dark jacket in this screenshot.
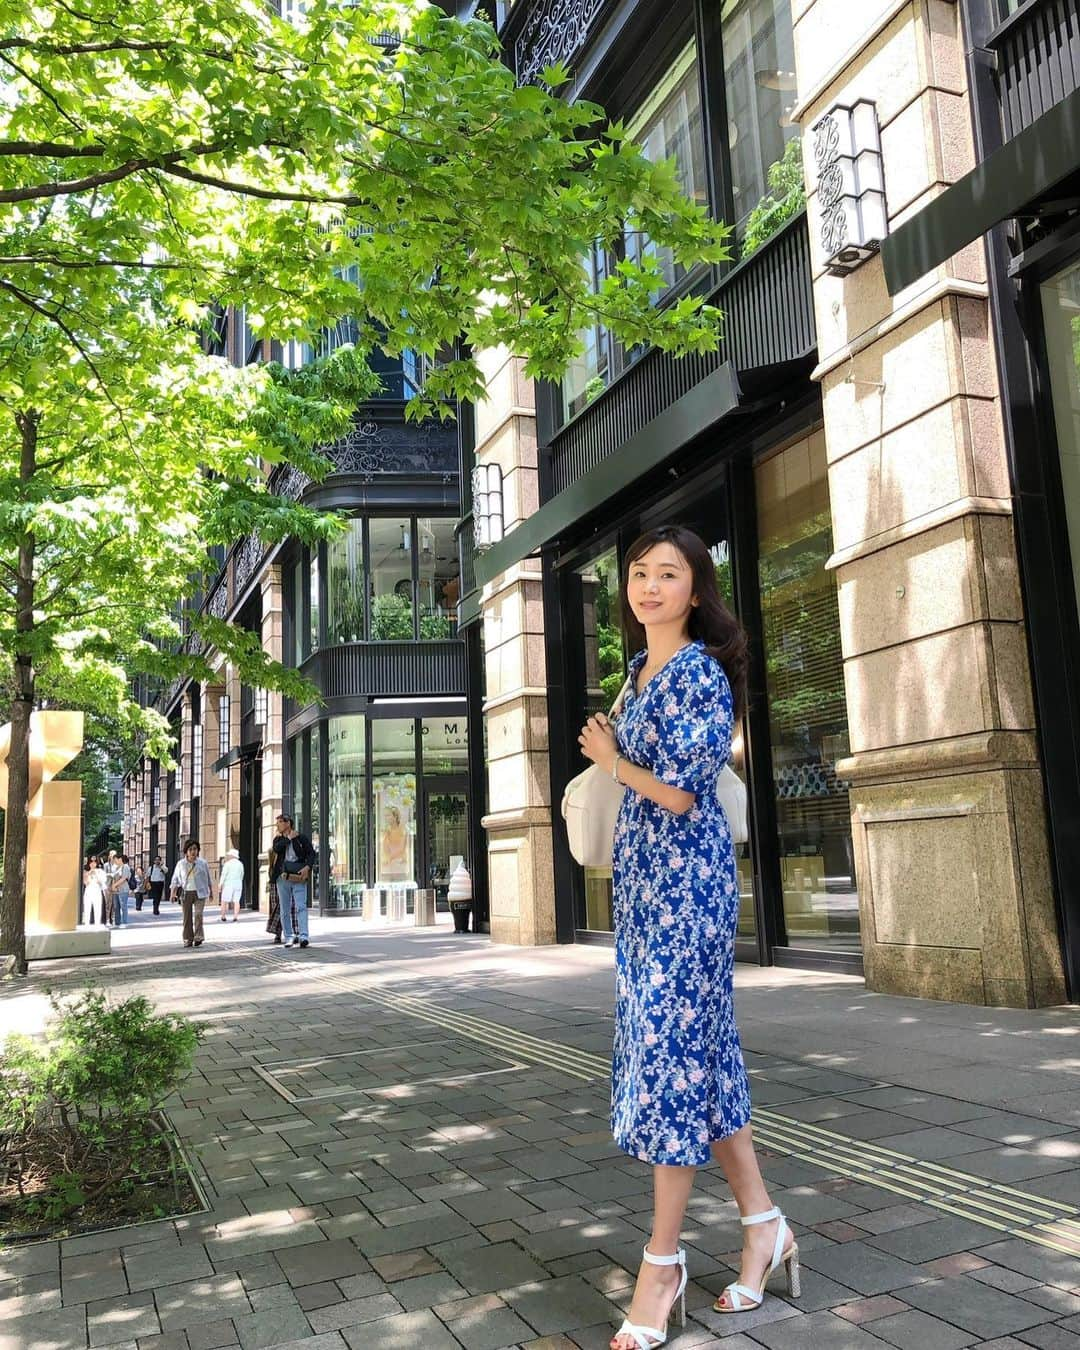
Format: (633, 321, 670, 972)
(271, 814, 317, 948)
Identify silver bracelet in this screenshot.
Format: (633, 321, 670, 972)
(612, 754, 624, 784)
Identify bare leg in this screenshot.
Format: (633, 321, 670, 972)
(611, 1164, 695, 1350)
(710, 1124, 789, 1308)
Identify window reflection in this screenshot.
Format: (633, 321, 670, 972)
(723, 0, 799, 239)
(328, 519, 365, 645)
(369, 518, 414, 640)
(416, 518, 460, 639)
(1041, 262, 1080, 633)
(328, 716, 367, 912)
(372, 720, 417, 891)
(561, 41, 706, 422)
(706, 534, 757, 944)
(577, 547, 624, 932)
(625, 41, 707, 293)
(756, 433, 860, 951)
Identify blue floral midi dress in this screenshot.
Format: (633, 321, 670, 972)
(611, 640, 751, 1166)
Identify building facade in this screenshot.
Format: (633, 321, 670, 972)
(123, 318, 487, 928)
(457, 0, 1077, 1006)
(122, 0, 1080, 1007)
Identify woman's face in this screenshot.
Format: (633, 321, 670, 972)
(626, 544, 696, 631)
(388, 808, 401, 828)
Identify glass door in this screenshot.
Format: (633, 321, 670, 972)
(423, 778, 469, 913)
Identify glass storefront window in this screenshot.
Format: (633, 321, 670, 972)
(309, 549, 321, 655)
(416, 519, 460, 639)
(328, 519, 365, 645)
(1042, 262, 1080, 634)
(372, 719, 417, 886)
(290, 555, 304, 667)
(370, 518, 415, 640)
(309, 723, 321, 901)
(756, 433, 860, 952)
(420, 716, 468, 899)
(625, 41, 707, 294)
(562, 243, 611, 423)
(328, 716, 367, 912)
(577, 547, 624, 931)
(722, 0, 799, 238)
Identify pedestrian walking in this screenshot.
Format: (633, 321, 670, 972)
(270, 814, 316, 949)
(132, 863, 147, 911)
(169, 839, 215, 948)
(102, 850, 119, 926)
(82, 856, 106, 926)
(111, 853, 132, 927)
(147, 854, 167, 914)
(577, 526, 796, 1349)
(218, 848, 244, 922)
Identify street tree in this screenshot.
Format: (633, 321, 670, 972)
(0, 0, 732, 971)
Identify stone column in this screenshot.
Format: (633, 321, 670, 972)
(260, 567, 285, 863)
(177, 689, 194, 842)
(225, 664, 243, 855)
(794, 0, 1066, 1005)
(201, 680, 228, 870)
(477, 346, 556, 945)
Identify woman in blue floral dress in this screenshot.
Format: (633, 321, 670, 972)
(579, 527, 799, 1350)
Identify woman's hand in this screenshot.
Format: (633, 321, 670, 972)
(579, 713, 618, 775)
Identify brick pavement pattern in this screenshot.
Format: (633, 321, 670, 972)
(2, 916, 1080, 1350)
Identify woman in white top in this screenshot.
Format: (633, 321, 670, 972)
(82, 856, 107, 926)
(219, 848, 244, 922)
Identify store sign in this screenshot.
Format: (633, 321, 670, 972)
(812, 100, 888, 276)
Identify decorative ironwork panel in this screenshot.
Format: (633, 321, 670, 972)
(325, 415, 458, 476)
(515, 0, 608, 85)
(275, 465, 312, 501)
(992, 0, 1080, 143)
(208, 582, 228, 619)
(234, 532, 264, 595)
(547, 215, 815, 495)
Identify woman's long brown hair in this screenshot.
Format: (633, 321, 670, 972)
(621, 525, 749, 719)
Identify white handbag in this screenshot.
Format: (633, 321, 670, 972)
(560, 678, 750, 868)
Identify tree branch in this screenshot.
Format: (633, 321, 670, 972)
(0, 141, 226, 204)
(160, 162, 366, 206)
(0, 140, 107, 157)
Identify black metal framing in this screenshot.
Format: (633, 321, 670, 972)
(541, 379, 864, 972)
(283, 704, 471, 914)
(958, 0, 1080, 999)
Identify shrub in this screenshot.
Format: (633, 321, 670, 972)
(0, 988, 204, 1226)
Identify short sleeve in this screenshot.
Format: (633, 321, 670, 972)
(651, 653, 733, 794)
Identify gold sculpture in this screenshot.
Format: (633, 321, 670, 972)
(0, 711, 85, 936)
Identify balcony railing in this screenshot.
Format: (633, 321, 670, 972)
(990, 0, 1080, 142)
(545, 213, 815, 496)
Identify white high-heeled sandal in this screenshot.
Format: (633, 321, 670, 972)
(714, 1206, 800, 1313)
(611, 1245, 688, 1350)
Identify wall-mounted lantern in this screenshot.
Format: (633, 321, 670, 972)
(472, 463, 504, 551)
(812, 99, 888, 276)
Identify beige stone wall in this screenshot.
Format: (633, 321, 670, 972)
(201, 679, 228, 874)
(476, 346, 557, 945)
(260, 567, 285, 879)
(795, 0, 1066, 1005)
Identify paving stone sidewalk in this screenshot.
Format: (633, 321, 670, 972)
(2, 917, 1080, 1350)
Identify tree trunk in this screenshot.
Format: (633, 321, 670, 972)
(0, 409, 39, 976)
